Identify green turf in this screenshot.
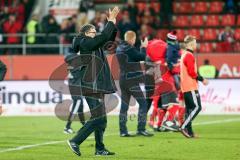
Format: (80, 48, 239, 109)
(0, 115, 239, 160)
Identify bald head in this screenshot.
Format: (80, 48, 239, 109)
(124, 31, 136, 46)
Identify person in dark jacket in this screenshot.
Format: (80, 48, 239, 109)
(116, 31, 153, 137)
(166, 31, 181, 90)
(67, 6, 120, 157)
(63, 48, 85, 134)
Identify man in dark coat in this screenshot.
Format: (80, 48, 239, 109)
(67, 6, 120, 156)
(116, 31, 153, 137)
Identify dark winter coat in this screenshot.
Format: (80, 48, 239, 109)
(70, 21, 117, 96)
(116, 41, 146, 79)
(166, 42, 181, 70)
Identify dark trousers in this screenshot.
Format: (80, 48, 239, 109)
(145, 74, 155, 111)
(119, 78, 148, 134)
(181, 90, 202, 135)
(65, 96, 85, 129)
(71, 94, 107, 151)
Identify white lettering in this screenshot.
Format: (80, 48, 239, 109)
(219, 64, 232, 77)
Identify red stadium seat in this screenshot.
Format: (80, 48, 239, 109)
(199, 43, 215, 53)
(174, 2, 193, 13)
(173, 2, 179, 13)
(206, 15, 220, 26)
(234, 29, 240, 40)
(234, 42, 240, 52)
(209, 1, 223, 13)
(203, 29, 218, 41)
(190, 15, 204, 27)
(156, 29, 169, 40)
(150, 2, 160, 13)
(237, 15, 240, 26)
(136, 3, 146, 12)
(221, 14, 235, 26)
(172, 16, 189, 27)
(187, 29, 202, 40)
(176, 29, 186, 41)
(193, 2, 208, 13)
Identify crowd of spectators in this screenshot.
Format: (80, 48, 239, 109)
(0, 0, 35, 54)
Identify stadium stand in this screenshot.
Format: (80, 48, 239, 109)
(0, 0, 239, 54)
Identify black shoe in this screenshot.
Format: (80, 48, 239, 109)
(95, 149, 115, 156)
(179, 128, 191, 138)
(67, 140, 81, 156)
(162, 121, 179, 132)
(120, 132, 135, 137)
(136, 130, 154, 137)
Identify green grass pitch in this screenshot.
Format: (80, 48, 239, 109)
(0, 115, 239, 160)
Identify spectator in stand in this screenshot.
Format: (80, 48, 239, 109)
(139, 9, 154, 27)
(0, 0, 15, 6)
(139, 3, 155, 18)
(90, 11, 100, 27)
(199, 59, 218, 79)
(117, 11, 138, 39)
(79, 0, 95, 21)
(3, 14, 22, 54)
(124, 0, 138, 25)
(9, 0, 25, 26)
(0, 6, 9, 25)
(159, 0, 173, 27)
(26, 14, 40, 54)
(234, 0, 240, 13)
(77, 13, 89, 33)
(138, 24, 154, 41)
(97, 12, 107, 32)
(224, 0, 235, 13)
(218, 27, 235, 52)
(60, 18, 73, 55)
(41, 14, 60, 54)
(68, 15, 77, 33)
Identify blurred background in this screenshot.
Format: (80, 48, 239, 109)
(0, 0, 239, 116)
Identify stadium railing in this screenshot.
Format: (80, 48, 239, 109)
(0, 33, 75, 55)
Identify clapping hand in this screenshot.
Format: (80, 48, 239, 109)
(141, 37, 148, 48)
(107, 6, 120, 24)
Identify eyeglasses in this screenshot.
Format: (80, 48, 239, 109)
(88, 31, 96, 34)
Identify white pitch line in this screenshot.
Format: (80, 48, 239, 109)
(0, 141, 64, 153)
(0, 133, 118, 154)
(0, 118, 239, 154)
(194, 118, 240, 126)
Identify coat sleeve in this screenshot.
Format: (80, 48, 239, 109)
(108, 27, 118, 41)
(166, 46, 174, 70)
(80, 21, 117, 51)
(126, 47, 146, 62)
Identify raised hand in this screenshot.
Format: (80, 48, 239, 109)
(141, 37, 148, 48)
(107, 6, 120, 24)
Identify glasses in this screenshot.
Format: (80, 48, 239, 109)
(88, 31, 96, 34)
